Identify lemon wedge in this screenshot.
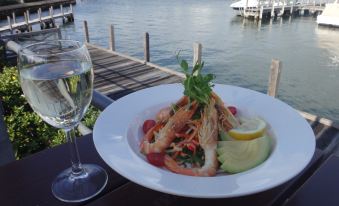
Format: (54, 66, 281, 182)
(228, 118, 266, 140)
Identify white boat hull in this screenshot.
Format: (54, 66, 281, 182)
(317, 2, 339, 27)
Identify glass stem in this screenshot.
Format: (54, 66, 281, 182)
(65, 126, 84, 176)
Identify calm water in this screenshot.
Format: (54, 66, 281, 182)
(7, 0, 339, 122)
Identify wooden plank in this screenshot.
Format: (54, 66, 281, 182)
(299, 111, 339, 130)
(88, 45, 182, 99)
(87, 44, 185, 78)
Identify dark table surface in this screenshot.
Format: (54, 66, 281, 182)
(284, 154, 339, 206)
(0, 134, 325, 206)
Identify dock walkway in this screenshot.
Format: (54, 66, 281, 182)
(0, 0, 75, 19)
(86, 43, 339, 158)
(87, 44, 183, 100)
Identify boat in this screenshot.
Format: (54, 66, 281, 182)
(317, 0, 339, 27)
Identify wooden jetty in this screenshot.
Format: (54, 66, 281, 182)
(0, 4, 74, 33)
(2, 24, 339, 159)
(85, 42, 339, 157)
(234, 0, 329, 19)
(82, 22, 339, 158)
(0, 0, 75, 19)
(87, 43, 183, 100)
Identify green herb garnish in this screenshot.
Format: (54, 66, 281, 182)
(177, 55, 215, 105)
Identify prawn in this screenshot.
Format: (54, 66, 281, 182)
(212, 92, 240, 131)
(156, 96, 190, 123)
(140, 101, 198, 154)
(164, 98, 219, 176)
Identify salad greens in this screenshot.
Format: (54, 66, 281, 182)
(177, 56, 215, 105)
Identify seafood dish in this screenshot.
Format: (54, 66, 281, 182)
(139, 59, 271, 177)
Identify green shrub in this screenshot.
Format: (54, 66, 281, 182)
(0, 66, 100, 159)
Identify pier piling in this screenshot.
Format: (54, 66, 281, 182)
(83, 20, 90, 43)
(12, 13, 16, 24)
(109, 24, 115, 51)
(268, 59, 282, 97)
(193, 42, 202, 66)
(144, 32, 150, 62)
(7, 16, 13, 34)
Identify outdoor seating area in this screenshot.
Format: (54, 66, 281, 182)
(1, 20, 339, 205)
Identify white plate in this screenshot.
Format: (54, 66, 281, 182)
(93, 83, 315, 198)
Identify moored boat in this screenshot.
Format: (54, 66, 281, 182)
(317, 0, 339, 27)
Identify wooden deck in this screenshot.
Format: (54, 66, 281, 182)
(87, 43, 339, 155)
(87, 44, 183, 100)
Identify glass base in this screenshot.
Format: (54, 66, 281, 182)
(52, 164, 108, 203)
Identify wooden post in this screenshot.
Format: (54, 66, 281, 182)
(244, 0, 249, 17)
(38, 8, 42, 22)
(7, 16, 13, 34)
(60, 4, 64, 17)
(256, 0, 261, 19)
(56, 25, 62, 39)
(70, 4, 73, 14)
(282, 0, 286, 16)
(271, 0, 275, 17)
(144, 32, 150, 62)
(83, 20, 90, 43)
(24, 12, 31, 31)
(193, 42, 202, 66)
(259, 6, 264, 19)
(267, 59, 282, 97)
(291, 0, 294, 14)
(26, 10, 30, 22)
(12, 12, 16, 24)
(109, 24, 115, 51)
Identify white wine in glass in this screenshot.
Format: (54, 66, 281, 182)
(18, 40, 108, 203)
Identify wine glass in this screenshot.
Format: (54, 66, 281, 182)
(17, 40, 108, 202)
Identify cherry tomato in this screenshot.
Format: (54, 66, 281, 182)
(146, 153, 165, 167)
(186, 143, 196, 152)
(227, 106, 237, 115)
(143, 120, 156, 134)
